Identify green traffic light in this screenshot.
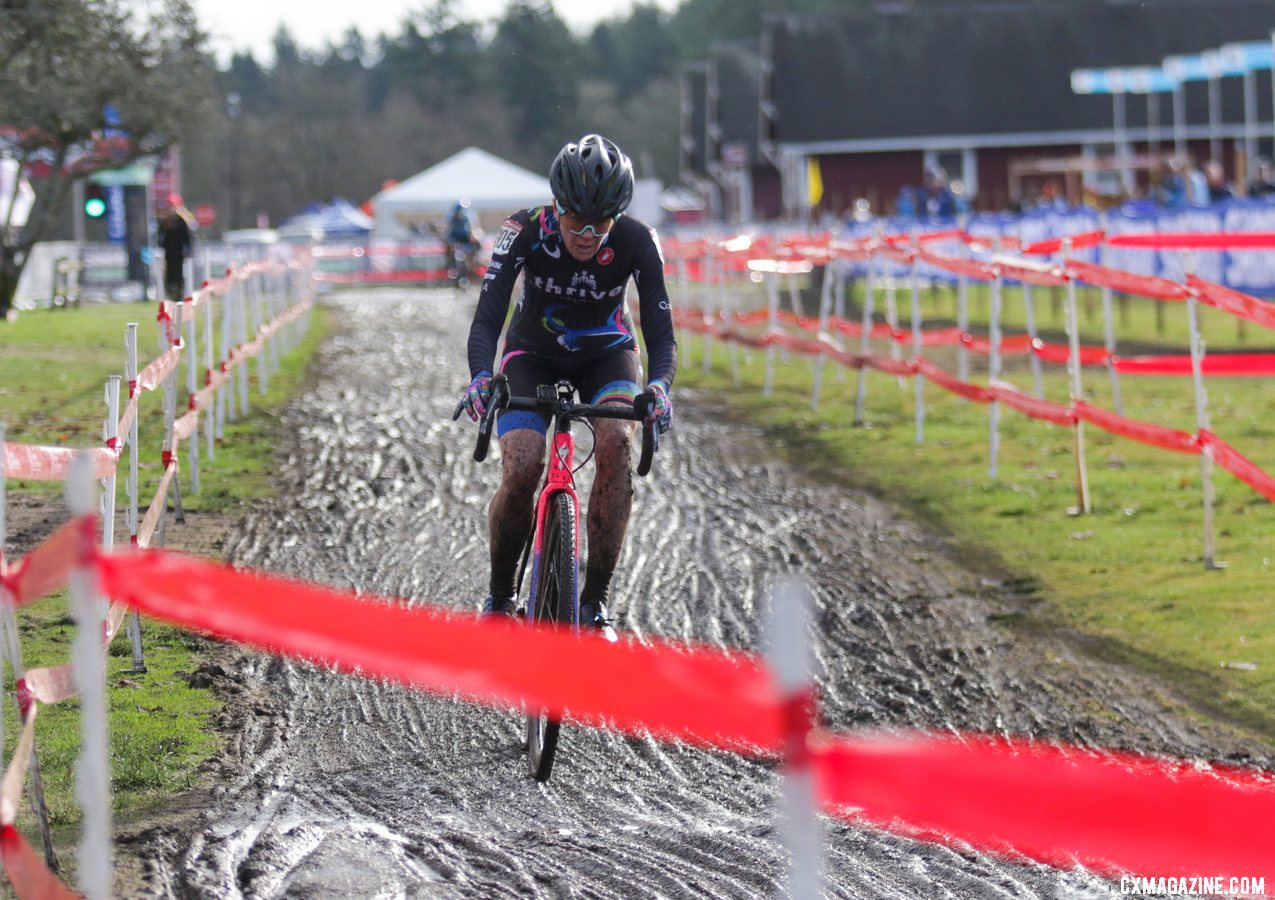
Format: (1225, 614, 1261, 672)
(84, 197, 107, 218)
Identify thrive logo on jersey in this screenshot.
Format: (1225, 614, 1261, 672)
(530, 274, 625, 300)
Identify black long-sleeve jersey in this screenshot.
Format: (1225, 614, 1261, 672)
(466, 205, 678, 388)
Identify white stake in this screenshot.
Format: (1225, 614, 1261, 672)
(765, 577, 821, 899)
(1099, 240, 1123, 416)
(910, 248, 924, 445)
(1183, 253, 1221, 569)
(68, 456, 112, 899)
(185, 303, 200, 494)
(1063, 240, 1091, 514)
(988, 269, 1003, 480)
(1022, 283, 1045, 398)
(853, 251, 877, 426)
(101, 376, 119, 551)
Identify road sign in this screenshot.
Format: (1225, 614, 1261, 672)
(194, 203, 217, 228)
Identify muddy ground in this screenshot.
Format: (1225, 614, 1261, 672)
(14, 287, 1270, 898)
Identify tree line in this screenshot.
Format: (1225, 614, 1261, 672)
(0, 0, 863, 312)
(193, 0, 867, 231)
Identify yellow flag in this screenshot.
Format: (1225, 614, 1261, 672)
(807, 156, 824, 207)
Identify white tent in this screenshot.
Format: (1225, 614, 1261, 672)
(372, 147, 550, 240)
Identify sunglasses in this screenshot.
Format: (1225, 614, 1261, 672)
(555, 201, 615, 237)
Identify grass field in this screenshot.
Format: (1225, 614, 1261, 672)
(1, 297, 327, 842)
(675, 272, 1275, 741)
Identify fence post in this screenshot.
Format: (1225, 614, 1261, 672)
(677, 256, 694, 369)
(1022, 282, 1045, 399)
(988, 266, 1004, 480)
(726, 255, 742, 388)
(1062, 239, 1091, 514)
(1183, 253, 1221, 569)
(766, 576, 821, 899)
(220, 271, 235, 429)
(832, 260, 848, 385)
(853, 250, 877, 427)
(702, 252, 716, 375)
(764, 270, 781, 398)
(884, 258, 904, 390)
(123, 324, 147, 673)
(957, 247, 971, 384)
(254, 275, 270, 396)
(909, 244, 924, 446)
(204, 282, 216, 462)
(162, 303, 186, 524)
(101, 376, 120, 551)
(1099, 240, 1124, 416)
(267, 270, 283, 376)
(0, 424, 59, 872)
(68, 457, 111, 900)
(184, 300, 200, 495)
(237, 275, 251, 417)
(810, 255, 836, 410)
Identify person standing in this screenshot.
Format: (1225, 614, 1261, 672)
(157, 195, 193, 302)
(459, 134, 676, 639)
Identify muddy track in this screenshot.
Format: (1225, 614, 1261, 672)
(120, 288, 1270, 898)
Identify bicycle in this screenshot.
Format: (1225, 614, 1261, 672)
(454, 372, 659, 781)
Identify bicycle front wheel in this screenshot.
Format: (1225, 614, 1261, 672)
(526, 491, 578, 782)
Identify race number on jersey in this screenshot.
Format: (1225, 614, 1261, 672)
(493, 219, 522, 256)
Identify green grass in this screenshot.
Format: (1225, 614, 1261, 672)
(1, 298, 327, 839)
(676, 275, 1275, 741)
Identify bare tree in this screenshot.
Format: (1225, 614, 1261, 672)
(0, 0, 214, 316)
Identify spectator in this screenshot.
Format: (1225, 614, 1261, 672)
(1205, 159, 1233, 203)
(1155, 156, 1187, 208)
(157, 195, 193, 303)
(1248, 158, 1275, 198)
(1185, 158, 1211, 206)
(895, 184, 917, 218)
(920, 167, 957, 218)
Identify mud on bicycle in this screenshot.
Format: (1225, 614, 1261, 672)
(454, 372, 659, 780)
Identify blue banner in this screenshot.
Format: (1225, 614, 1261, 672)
(840, 198, 1275, 296)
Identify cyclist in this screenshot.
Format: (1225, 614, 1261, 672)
(445, 198, 480, 283)
(460, 134, 676, 638)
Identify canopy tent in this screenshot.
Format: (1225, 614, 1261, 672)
(371, 147, 550, 240)
(278, 198, 373, 242)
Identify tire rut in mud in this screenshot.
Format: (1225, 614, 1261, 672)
(119, 289, 1270, 898)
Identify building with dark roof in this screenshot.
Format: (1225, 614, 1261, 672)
(680, 0, 1275, 220)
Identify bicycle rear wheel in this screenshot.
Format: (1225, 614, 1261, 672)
(526, 492, 578, 782)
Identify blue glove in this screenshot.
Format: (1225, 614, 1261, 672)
(462, 371, 493, 422)
(647, 381, 672, 433)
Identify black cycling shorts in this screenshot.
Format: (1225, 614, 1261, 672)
(496, 347, 641, 436)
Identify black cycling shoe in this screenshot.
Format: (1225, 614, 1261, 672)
(579, 598, 618, 643)
(481, 594, 517, 617)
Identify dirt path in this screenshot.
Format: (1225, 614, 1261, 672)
(105, 287, 1268, 898)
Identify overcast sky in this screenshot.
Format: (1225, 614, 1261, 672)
(195, 0, 678, 64)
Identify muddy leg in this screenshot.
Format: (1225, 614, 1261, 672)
(488, 429, 545, 599)
(583, 418, 636, 599)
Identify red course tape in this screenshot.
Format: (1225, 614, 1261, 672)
(95, 550, 787, 752)
(92, 548, 1275, 883)
(0, 825, 76, 899)
(812, 731, 1275, 878)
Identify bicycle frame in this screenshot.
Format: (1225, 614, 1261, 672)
(526, 416, 582, 627)
(459, 373, 659, 781)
